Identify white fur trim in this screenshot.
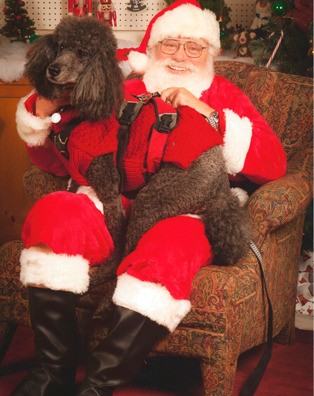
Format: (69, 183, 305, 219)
(128, 51, 148, 74)
(16, 92, 52, 147)
(118, 59, 133, 79)
(182, 214, 202, 219)
(113, 273, 191, 332)
(222, 109, 252, 175)
(76, 186, 104, 214)
(20, 247, 90, 294)
(231, 187, 249, 207)
(149, 5, 220, 56)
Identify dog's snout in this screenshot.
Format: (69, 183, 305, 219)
(48, 64, 61, 78)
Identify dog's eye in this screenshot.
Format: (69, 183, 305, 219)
(59, 45, 65, 52)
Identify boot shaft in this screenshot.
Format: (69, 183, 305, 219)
(77, 306, 168, 394)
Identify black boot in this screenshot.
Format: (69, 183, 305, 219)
(76, 306, 168, 396)
(11, 287, 79, 396)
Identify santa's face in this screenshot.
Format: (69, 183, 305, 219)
(143, 36, 215, 98)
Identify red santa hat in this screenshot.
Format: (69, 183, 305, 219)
(116, 0, 221, 74)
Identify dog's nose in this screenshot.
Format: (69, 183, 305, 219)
(48, 64, 61, 78)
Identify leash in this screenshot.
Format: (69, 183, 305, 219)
(240, 240, 273, 396)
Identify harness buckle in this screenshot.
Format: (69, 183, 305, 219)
(156, 113, 178, 133)
(133, 92, 160, 104)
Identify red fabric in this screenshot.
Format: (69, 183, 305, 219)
(117, 216, 213, 299)
(163, 105, 223, 168)
(24, 92, 38, 114)
(22, 191, 114, 265)
(200, 75, 287, 184)
(24, 97, 120, 185)
(66, 115, 119, 185)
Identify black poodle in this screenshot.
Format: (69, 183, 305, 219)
(24, 16, 125, 261)
(25, 16, 251, 267)
(25, 15, 122, 120)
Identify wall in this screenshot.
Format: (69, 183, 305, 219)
(0, 0, 256, 43)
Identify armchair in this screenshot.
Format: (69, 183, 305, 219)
(0, 61, 312, 395)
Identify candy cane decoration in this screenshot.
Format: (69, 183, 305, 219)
(266, 30, 284, 68)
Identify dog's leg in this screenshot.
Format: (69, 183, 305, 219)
(85, 154, 125, 263)
(124, 147, 227, 255)
(201, 187, 251, 265)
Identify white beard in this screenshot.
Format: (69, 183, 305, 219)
(143, 55, 215, 98)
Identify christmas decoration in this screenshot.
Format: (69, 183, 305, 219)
(265, 29, 284, 66)
(249, 0, 313, 76)
(97, 0, 117, 27)
(271, 0, 287, 16)
(68, 0, 93, 17)
(233, 28, 257, 57)
(1, 0, 36, 42)
(126, 0, 146, 12)
(164, 0, 234, 49)
(251, 0, 272, 29)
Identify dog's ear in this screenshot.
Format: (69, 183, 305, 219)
(73, 50, 123, 121)
(25, 34, 59, 98)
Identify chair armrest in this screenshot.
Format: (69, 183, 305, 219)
(23, 165, 69, 202)
(247, 148, 313, 245)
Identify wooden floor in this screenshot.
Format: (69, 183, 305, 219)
(0, 325, 313, 395)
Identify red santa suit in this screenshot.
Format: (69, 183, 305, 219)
(110, 75, 286, 330)
(17, 92, 119, 294)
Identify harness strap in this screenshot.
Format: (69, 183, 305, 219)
(146, 98, 178, 174)
(116, 94, 178, 192)
(240, 241, 273, 396)
(48, 116, 83, 159)
(116, 101, 145, 191)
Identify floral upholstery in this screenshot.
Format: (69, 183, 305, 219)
(0, 61, 312, 395)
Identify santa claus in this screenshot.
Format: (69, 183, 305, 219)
(12, 1, 287, 395)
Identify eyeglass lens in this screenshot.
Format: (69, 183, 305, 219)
(160, 39, 204, 58)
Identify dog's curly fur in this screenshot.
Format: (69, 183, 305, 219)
(125, 146, 251, 265)
(25, 16, 251, 267)
(25, 16, 123, 120)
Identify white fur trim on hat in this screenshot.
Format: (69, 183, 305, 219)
(113, 273, 191, 332)
(20, 247, 90, 294)
(222, 109, 252, 175)
(128, 51, 149, 75)
(149, 4, 221, 55)
(16, 92, 52, 147)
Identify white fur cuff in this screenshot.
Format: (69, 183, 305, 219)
(20, 247, 90, 294)
(231, 187, 249, 207)
(16, 92, 52, 147)
(113, 273, 191, 332)
(77, 185, 104, 214)
(222, 109, 252, 175)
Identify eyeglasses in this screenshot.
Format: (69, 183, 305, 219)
(158, 39, 208, 58)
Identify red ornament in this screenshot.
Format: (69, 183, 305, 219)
(97, 0, 117, 27)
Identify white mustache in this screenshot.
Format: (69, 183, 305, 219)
(157, 59, 199, 73)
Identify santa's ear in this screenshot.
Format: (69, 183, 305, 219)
(73, 50, 123, 121)
(25, 35, 58, 98)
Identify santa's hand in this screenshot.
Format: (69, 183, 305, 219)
(35, 96, 71, 119)
(160, 87, 215, 118)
